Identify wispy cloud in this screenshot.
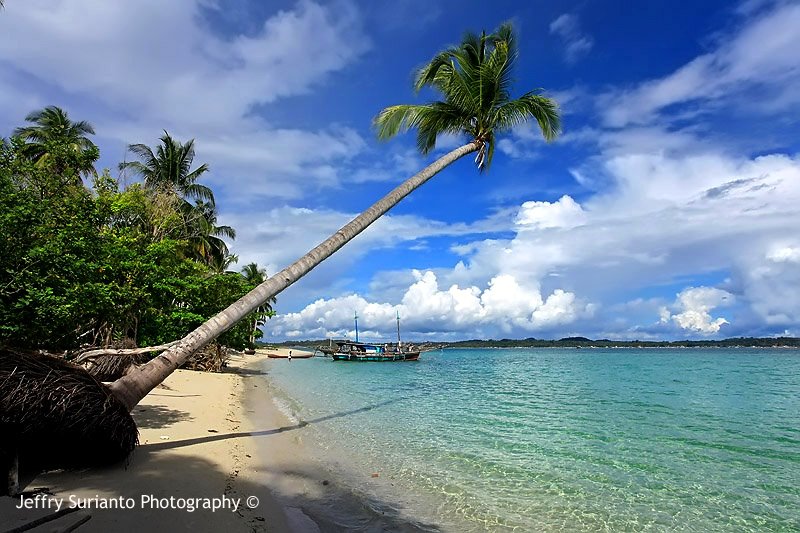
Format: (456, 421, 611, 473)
(0, 0, 368, 128)
(601, 2, 800, 127)
(549, 13, 594, 63)
(0, 0, 370, 199)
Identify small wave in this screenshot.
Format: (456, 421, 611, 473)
(272, 396, 302, 426)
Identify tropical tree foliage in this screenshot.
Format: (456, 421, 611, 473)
(186, 200, 236, 266)
(0, 108, 270, 352)
(120, 132, 213, 203)
(119, 132, 236, 268)
(13, 106, 99, 180)
(108, 22, 561, 411)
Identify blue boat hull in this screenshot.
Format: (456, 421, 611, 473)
(331, 352, 420, 362)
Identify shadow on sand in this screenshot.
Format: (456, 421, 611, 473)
(9, 448, 439, 533)
(133, 397, 440, 532)
(132, 405, 194, 429)
(142, 399, 399, 453)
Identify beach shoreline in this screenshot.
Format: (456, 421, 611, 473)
(0, 347, 438, 532)
(0, 350, 299, 532)
(249, 350, 444, 532)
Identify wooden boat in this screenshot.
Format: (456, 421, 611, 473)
(319, 311, 421, 362)
(267, 352, 314, 359)
(323, 340, 420, 362)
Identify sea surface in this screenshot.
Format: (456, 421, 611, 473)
(264, 348, 800, 531)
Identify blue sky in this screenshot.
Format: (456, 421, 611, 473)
(2, 0, 800, 341)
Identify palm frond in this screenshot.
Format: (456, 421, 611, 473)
(183, 183, 214, 203)
(213, 224, 236, 240)
(374, 105, 426, 140)
(480, 39, 514, 114)
(414, 48, 458, 92)
(413, 102, 471, 153)
(72, 120, 96, 136)
(375, 22, 560, 171)
(183, 163, 210, 186)
(118, 160, 150, 178)
(493, 92, 561, 141)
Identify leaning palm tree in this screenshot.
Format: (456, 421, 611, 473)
(109, 23, 560, 410)
(13, 106, 99, 179)
(120, 132, 214, 205)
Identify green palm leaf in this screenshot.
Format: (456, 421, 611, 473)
(120, 131, 212, 202)
(374, 22, 560, 171)
(13, 106, 99, 179)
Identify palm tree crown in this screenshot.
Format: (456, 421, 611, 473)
(187, 200, 236, 267)
(240, 262, 275, 313)
(120, 132, 213, 204)
(374, 23, 560, 170)
(240, 262, 267, 286)
(13, 106, 99, 176)
(240, 262, 276, 347)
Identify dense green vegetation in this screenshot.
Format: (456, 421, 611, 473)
(0, 106, 273, 352)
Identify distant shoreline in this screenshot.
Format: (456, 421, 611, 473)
(266, 336, 800, 350)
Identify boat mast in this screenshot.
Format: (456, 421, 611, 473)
(354, 311, 359, 343)
(396, 309, 401, 347)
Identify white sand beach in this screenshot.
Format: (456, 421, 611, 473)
(0, 348, 329, 533)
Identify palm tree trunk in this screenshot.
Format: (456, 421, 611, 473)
(249, 317, 257, 347)
(108, 142, 479, 410)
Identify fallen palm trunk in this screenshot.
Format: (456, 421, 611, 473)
(72, 342, 180, 363)
(75, 341, 225, 381)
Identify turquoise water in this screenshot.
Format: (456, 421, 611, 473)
(265, 349, 800, 531)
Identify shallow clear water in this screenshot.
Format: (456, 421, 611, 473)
(265, 348, 800, 531)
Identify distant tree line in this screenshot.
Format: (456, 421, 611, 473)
(441, 336, 800, 348)
(0, 106, 274, 351)
(273, 336, 800, 349)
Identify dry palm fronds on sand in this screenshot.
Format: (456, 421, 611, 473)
(180, 343, 229, 372)
(0, 349, 138, 474)
(80, 353, 146, 381)
(76, 342, 229, 380)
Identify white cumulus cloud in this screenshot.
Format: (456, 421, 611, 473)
(516, 195, 587, 230)
(660, 287, 733, 334)
(268, 270, 593, 339)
